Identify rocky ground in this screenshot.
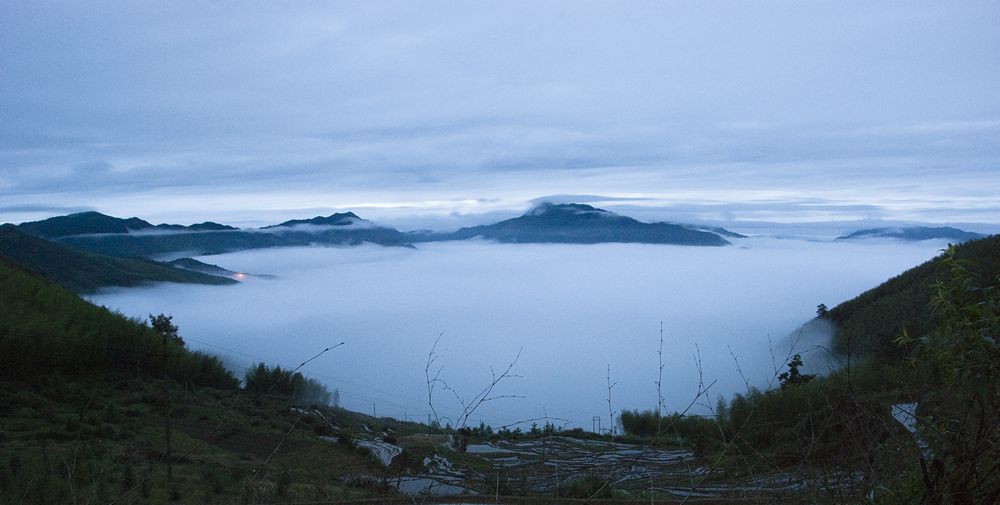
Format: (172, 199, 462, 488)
(342, 433, 857, 501)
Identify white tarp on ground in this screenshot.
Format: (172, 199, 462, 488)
(891, 402, 930, 457)
(356, 439, 404, 466)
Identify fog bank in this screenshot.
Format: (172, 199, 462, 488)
(89, 238, 947, 429)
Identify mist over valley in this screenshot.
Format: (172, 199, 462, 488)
(88, 237, 948, 429)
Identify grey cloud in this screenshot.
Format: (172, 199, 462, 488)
(2, 1, 999, 225)
(600, 201, 892, 228)
(530, 195, 651, 205)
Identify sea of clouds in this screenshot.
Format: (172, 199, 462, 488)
(88, 237, 949, 430)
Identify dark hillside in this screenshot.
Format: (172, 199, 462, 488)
(633, 236, 1000, 504)
(0, 258, 236, 386)
(23, 211, 416, 258)
(419, 203, 731, 246)
(16, 211, 238, 237)
(0, 225, 235, 293)
(827, 233, 1000, 357)
(262, 211, 363, 228)
(17, 210, 156, 237)
(0, 259, 409, 504)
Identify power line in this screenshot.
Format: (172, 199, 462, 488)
(188, 337, 424, 401)
(186, 336, 457, 419)
(184, 336, 536, 428)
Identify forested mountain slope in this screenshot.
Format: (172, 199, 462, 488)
(827, 233, 1000, 357)
(0, 224, 235, 293)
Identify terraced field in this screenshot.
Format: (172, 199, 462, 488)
(347, 434, 857, 502)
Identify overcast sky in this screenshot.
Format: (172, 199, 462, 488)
(2, 1, 999, 229)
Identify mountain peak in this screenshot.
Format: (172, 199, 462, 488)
(439, 202, 730, 246)
(69, 211, 105, 218)
(525, 202, 611, 217)
(263, 212, 367, 229)
(18, 211, 154, 238)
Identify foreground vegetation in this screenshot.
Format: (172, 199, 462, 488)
(618, 236, 1000, 504)
(0, 377, 402, 505)
(2, 230, 998, 503)
(0, 258, 235, 386)
(0, 259, 415, 504)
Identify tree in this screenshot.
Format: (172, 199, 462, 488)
(243, 362, 332, 405)
(777, 354, 815, 389)
(816, 303, 829, 318)
(149, 313, 183, 345)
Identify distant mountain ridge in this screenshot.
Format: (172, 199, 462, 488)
(412, 203, 732, 246)
(17, 210, 236, 238)
(0, 224, 236, 293)
(154, 222, 237, 232)
(837, 226, 983, 242)
(262, 212, 366, 229)
(17, 211, 413, 258)
(14, 204, 737, 256)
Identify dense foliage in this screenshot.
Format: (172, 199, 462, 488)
(617, 236, 1000, 502)
(0, 376, 387, 505)
(244, 363, 333, 406)
(0, 259, 393, 504)
(704, 243, 998, 501)
(898, 247, 1000, 503)
(0, 259, 237, 389)
(827, 234, 1000, 359)
(618, 409, 662, 438)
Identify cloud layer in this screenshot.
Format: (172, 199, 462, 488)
(88, 238, 948, 428)
(2, 1, 999, 227)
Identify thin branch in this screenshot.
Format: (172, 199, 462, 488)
(424, 332, 446, 428)
(657, 321, 665, 418)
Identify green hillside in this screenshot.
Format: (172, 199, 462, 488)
(0, 258, 236, 385)
(660, 235, 1000, 503)
(0, 260, 408, 504)
(826, 233, 1000, 358)
(0, 224, 236, 293)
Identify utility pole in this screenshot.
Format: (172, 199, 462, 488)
(165, 407, 173, 481)
(161, 333, 173, 483)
